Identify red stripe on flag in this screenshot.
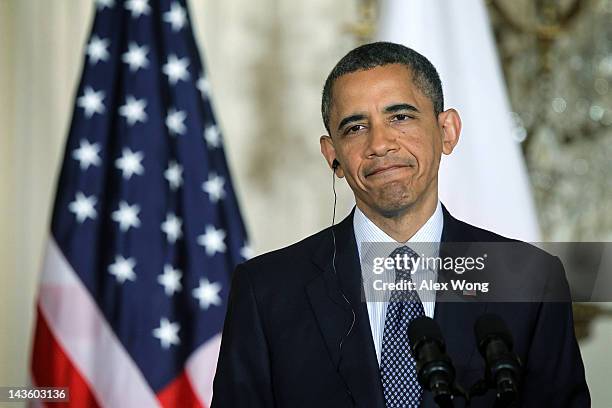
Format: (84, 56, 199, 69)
(157, 369, 205, 408)
(31, 304, 101, 408)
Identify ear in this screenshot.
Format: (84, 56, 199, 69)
(320, 135, 344, 178)
(437, 108, 461, 155)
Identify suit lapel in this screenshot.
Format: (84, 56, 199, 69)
(420, 206, 490, 408)
(306, 211, 385, 408)
(434, 205, 488, 372)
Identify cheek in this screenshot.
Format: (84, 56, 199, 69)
(403, 132, 440, 163)
(342, 160, 369, 191)
(399, 136, 428, 162)
(338, 144, 364, 175)
(345, 163, 364, 186)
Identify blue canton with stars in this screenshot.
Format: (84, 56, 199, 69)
(50, 0, 249, 391)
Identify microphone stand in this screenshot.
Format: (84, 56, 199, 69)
(467, 378, 519, 408)
(429, 381, 470, 408)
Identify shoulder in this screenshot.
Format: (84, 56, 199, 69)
(442, 206, 516, 243)
(445, 208, 568, 299)
(232, 223, 335, 289)
(443, 205, 555, 260)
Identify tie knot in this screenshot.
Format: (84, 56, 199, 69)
(389, 245, 417, 257)
(388, 245, 418, 281)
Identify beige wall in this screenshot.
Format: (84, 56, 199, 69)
(0, 0, 17, 384)
(1, 0, 94, 387)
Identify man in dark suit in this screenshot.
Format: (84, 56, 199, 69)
(212, 42, 589, 407)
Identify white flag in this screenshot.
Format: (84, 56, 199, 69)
(378, 0, 541, 241)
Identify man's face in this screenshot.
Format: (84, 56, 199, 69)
(321, 63, 460, 218)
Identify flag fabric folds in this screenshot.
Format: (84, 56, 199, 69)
(378, 0, 541, 241)
(30, 0, 249, 406)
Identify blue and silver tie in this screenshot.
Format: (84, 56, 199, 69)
(380, 245, 425, 407)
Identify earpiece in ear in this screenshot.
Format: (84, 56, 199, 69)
(332, 159, 340, 170)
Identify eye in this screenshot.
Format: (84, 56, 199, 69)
(392, 113, 413, 121)
(345, 124, 366, 135)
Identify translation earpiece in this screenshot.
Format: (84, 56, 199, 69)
(332, 159, 340, 170)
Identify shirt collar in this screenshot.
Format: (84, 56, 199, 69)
(353, 201, 444, 262)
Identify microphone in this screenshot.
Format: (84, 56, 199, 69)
(474, 314, 522, 406)
(409, 316, 456, 407)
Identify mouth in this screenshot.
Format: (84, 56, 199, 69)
(365, 164, 412, 178)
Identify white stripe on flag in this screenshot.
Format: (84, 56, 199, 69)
(38, 238, 160, 407)
(186, 333, 222, 407)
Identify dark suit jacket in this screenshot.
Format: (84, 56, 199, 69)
(212, 206, 590, 407)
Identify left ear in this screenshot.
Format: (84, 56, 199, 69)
(437, 108, 461, 155)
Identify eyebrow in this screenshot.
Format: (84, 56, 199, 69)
(337, 114, 367, 132)
(383, 103, 420, 114)
(336, 103, 420, 132)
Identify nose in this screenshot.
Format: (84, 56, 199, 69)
(365, 120, 398, 158)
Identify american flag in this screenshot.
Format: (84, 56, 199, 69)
(30, 0, 250, 406)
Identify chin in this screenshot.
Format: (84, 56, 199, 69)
(373, 194, 417, 218)
(377, 180, 417, 204)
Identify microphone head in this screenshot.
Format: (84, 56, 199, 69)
(474, 313, 513, 352)
(408, 316, 445, 353)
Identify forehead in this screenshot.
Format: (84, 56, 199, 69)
(329, 63, 432, 121)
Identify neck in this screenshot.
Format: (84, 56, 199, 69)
(356, 192, 438, 242)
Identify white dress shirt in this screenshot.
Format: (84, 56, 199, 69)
(353, 201, 444, 365)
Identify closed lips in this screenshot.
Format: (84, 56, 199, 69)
(365, 164, 411, 177)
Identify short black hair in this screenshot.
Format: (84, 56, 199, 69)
(321, 42, 444, 133)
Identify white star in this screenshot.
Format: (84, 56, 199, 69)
(164, 160, 183, 190)
(72, 139, 101, 170)
(125, 0, 150, 18)
(192, 278, 223, 310)
(162, 54, 190, 85)
(68, 192, 97, 223)
(108, 255, 137, 283)
(122, 42, 149, 72)
(119, 95, 147, 126)
(204, 124, 221, 148)
(112, 201, 141, 232)
(196, 75, 210, 98)
(95, 0, 115, 10)
(86, 35, 110, 65)
(152, 317, 180, 349)
(202, 173, 225, 202)
(115, 148, 144, 179)
(197, 225, 227, 256)
(77, 86, 105, 118)
(158, 264, 182, 296)
(161, 213, 182, 244)
(163, 2, 187, 31)
(240, 243, 255, 260)
(166, 108, 187, 136)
